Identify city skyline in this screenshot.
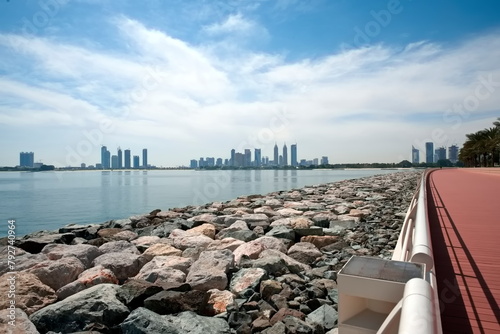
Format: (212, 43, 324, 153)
(0, 2, 499, 167)
(190, 142, 329, 168)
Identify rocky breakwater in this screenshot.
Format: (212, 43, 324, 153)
(0, 170, 422, 334)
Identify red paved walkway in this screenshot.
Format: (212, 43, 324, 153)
(427, 169, 500, 334)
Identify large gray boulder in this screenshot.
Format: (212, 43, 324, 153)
(29, 284, 129, 333)
(41, 243, 102, 269)
(0, 308, 39, 334)
(24, 257, 85, 291)
(186, 249, 234, 291)
(121, 308, 231, 334)
(92, 252, 149, 281)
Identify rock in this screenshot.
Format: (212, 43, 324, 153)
(142, 243, 182, 258)
(270, 308, 306, 325)
(112, 230, 139, 241)
(98, 240, 140, 254)
(0, 272, 56, 315)
(266, 226, 296, 241)
(259, 249, 311, 274)
(117, 279, 164, 308)
(15, 233, 75, 254)
(150, 220, 184, 237)
(172, 234, 214, 251)
(219, 229, 259, 242)
(186, 223, 216, 239)
(188, 213, 218, 225)
(301, 236, 339, 249)
(207, 238, 245, 251)
(282, 315, 316, 334)
(230, 267, 267, 297)
(252, 256, 289, 276)
(92, 252, 148, 281)
(56, 265, 119, 300)
(287, 242, 322, 265)
(25, 257, 85, 291)
(262, 321, 287, 334)
(41, 243, 102, 269)
(121, 308, 231, 334)
(131, 236, 161, 251)
(134, 256, 189, 286)
(0, 248, 47, 275)
(252, 315, 272, 332)
(233, 242, 265, 265)
(29, 284, 129, 333)
(186, 250, 234, 291)
(205, 289, 235, 315)
(139, 255, 192, 274)
(293, 226, 325, 237)
(97, 228, 124, 238)
(144, 290, 207, 314)
(276, 208, 303, 217)
(306, 304, 338, 330)
(0, 308, 39, 334)
(260, 280, 283, 300)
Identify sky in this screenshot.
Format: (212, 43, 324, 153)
(0, 0, 499, 167)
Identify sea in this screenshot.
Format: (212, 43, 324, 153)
(0, 169, 408, 237)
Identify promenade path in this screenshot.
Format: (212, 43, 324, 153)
(427, 168, 500, 333)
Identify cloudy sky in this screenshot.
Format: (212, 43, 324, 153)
(0, 0, 499, 167)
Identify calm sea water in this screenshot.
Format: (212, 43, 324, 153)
(0, 169, 406, 237)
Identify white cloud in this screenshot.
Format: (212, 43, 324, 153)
(0, 19, 499, 166)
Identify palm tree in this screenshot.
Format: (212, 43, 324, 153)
(459, 119, 500, 167)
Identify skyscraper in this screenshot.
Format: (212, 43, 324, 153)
(19, 152, 34, 167)
(133, 155, 140, 168)
(230, 149, 236, 167)
(124, 149, 131, 169)
(190, 159, 198, 169)
(412, 146, 420, 164)
(244, 149, 251, 167)
(111, 155, 119, 169)
(321, 156, 329, 165)
(282, 143, 288, 166)
(291, 144, 297, 167)
(273, 143, 279, 166)
(117, 147, 123, 169)
(142, 149, 148, 168)
(101, 146, 110, 169)
(436, 147, 446, 161)
(254, 148, 261, 167)
(448, 145, 459, 163)
(425, 142, 434, 164)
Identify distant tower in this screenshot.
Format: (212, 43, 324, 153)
(124, 149, 131, 169)
(230, 149, 236, 167)
(282, 143, 288, 166)
(254, 148, 262, 167)
(425, 142, 434, 164)
(291, 144, 297, 167)
(448, 145, 459, 163)
(244, 149, 251, 167)
(101, 146, 110, 169)
(19, 152, 34, 168)
(412, 146, 420, 164)
(117, 147, 123, 169)
(142, 149, 148, 168)
(273, 143, 279, 166)
(133, 155, 140, 168)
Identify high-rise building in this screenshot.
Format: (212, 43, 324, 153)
(190, 159, 198, 169)
(321, 156, 329, 165)
(199, 157, 205, 167)
(230, 149, 236, 167)
(142, 149, 148, 168)
(412, 146, 420, 164)
(274, 143, 279, 166)
(124, 149, 131, 169)
(117, 147, 123, 169)
(254, 148, 261, 167)
(19, 152, 34, 167)
(282, 143, 288, 166)
(425, 142, 434, 164)
(436, 147, 446, 161)
(101, 146, 110, 169)
(291, 144, 297, 167)
(216, 158, 223, 167)
(206, 157, 215, 167)
(313, 158, 319, 166)
(111, 155, 119, 169)
(234, 153, 244, 167)
(244, 149, 251, 167)
(448, 145, 459, 163)
(133, 155, 140, 168)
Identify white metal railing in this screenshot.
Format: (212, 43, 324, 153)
(385, 170, 442, 334)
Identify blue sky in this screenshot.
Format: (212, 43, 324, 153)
(0, 0, 499, 167)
